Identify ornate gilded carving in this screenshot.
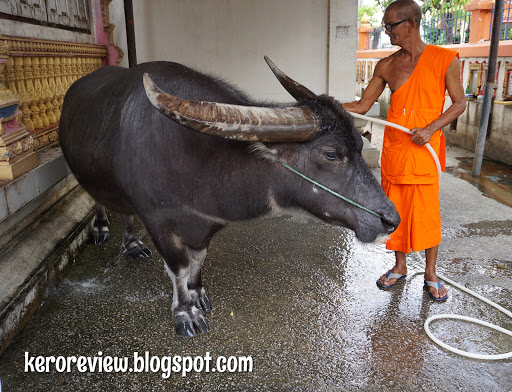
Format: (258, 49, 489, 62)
(23, 57, 43, 129)
(5, 56, 17, 97)
(13, 56, 34, 131)
(100, 0, 124, 64)
(4, 37, 107, 58)
(32, 57, 50, 128)
(53, 57, 65, 120)
(0, 32, 111, 179)
(101, 0, 115, 45)
(0, 78, 37, 178)
(0, 147, 8, 161)
(70, 57, 76, 83)
(113, 45, 124, 64)
(0, 54, 19, 138)
(32, 125, 58, 151)
(40, 57, 57, 124)
(0, 36, 108, 145)
(13, 141, 22, 155)
(502, 62, 512, 101)
(0, 132, 35, 162)
(64, 57, 73, 90)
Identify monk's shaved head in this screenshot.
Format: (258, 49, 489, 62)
(386, 0, 422, 26)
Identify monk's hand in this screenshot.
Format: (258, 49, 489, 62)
(410, 127, 434, 146)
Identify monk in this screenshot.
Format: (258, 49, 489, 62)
(343, 0, 466, 300)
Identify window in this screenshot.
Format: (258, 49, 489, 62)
(0, 0, 91, 32)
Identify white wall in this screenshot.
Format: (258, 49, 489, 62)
(131, 0, 329, 102)
(110, 0, 358, 102)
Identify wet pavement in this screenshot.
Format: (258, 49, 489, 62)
(1, 140, 512, 390)
(446, 156, 512, 209)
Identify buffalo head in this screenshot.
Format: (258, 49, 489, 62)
(142, 58, 400, 243)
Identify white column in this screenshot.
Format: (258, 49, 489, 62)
(328, 0, 358, 101)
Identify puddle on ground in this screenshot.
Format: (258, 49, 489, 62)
(444, 257, 512, 280)
(51, 278, 104, 297)
(446, 156, 512, 208)
(442, 220, 512, 238)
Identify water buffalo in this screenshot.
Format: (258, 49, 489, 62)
(59, 58, 400, 337)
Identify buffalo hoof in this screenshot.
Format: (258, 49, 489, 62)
(123, 237, 153, 258)
(91, 227, 110, 245)
(190, 289, 213, 313)
(175, 321, 196, 338)
(200, 294, 213, 313)
(174, 305, 210, 337)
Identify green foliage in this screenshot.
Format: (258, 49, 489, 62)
(421, 0, 471, 13)
(501, 27, 512, 40)
(358, 4, 380, 26)
(363, 0, 471, 15)
(373, 0, 395, 13)
(421, 4, 471, 45)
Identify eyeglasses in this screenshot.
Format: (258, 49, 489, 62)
(382, 18, 410, 32)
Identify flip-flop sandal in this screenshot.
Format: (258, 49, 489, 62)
(376, 270, 407, 289)
(424, 280, 448, 302)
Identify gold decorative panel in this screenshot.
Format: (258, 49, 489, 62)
(0, 35, 106, 143)
(0, 35, 107, 180)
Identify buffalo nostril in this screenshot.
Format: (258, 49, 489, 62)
(380, 220, 395, 233)
(381, 213, 400, 233)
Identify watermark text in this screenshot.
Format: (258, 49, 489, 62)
(25, 351, 253, 378)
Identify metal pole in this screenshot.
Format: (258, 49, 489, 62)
(124, 0, 137, 68)
(472, 0, 504, 177)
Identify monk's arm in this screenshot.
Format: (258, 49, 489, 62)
(342, 59, 388, 114)
(410, 58, 467, 146)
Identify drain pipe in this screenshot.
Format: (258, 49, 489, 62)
(348, 111, 512, 360)
(124, 0, 137, 68)
(472, 0, 504, 177)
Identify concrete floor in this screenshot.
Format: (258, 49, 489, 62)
(0, 125, 511, 391)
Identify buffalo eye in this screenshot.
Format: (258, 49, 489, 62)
(323, 151, 348, 164)
(324, 151, 340, 161)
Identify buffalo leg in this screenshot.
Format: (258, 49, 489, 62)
(159, 235, 210, 337)
(186, 248, 212, 313)
(122, 214, 152, 258)
(91, 202, 110, 245)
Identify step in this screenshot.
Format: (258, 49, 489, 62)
(0, 186, 94, 354)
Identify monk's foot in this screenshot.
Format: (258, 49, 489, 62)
(424, 273, 448, 301)
(377, 266, 407, 289)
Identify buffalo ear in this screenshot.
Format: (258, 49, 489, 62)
(248, 142, 280, 161)
(264, 56, 317, 103)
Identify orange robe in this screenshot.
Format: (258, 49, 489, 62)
(381, 45, 458, 253)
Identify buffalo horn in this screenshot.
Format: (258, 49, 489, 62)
(143, 73, 320, 143)
(264, 56, 317, 103)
